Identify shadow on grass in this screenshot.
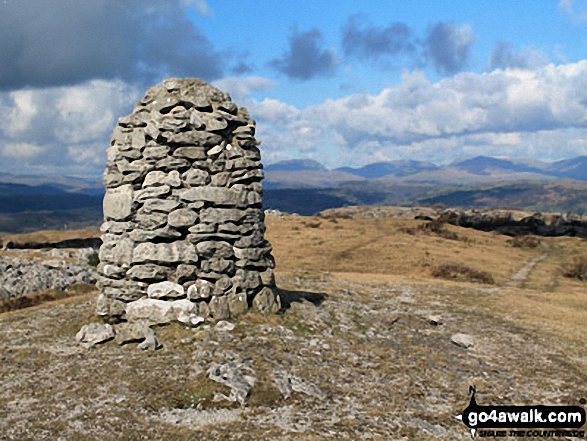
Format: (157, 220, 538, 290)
(276, 288, 328, 312)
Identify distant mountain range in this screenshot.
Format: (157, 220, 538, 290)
(265, 156, 587, 187)
(0, 155, 586, 233)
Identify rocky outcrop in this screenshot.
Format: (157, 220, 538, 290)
(439, 209, 587, 238)
(0, 248, 98, 300)
(96, 78, 279, 331)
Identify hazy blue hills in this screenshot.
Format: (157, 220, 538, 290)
(0, 155, 586, 233)
(335, 160, 439, 179)
(450, 156, 545, 175)
(0, 183, 102, 213)
(264, 159, 327, 172)
(265, 155, 587, 186)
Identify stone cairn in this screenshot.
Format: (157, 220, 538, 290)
(84, 78, 281, 347)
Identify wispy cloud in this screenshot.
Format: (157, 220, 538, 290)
(559, 0, 587, 22)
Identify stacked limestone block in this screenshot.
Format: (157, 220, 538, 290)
(96, 78, 280, 325)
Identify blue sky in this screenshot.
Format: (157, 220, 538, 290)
(1, 0, 587, 176)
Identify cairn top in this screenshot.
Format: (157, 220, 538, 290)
(135, 78, 241, 115)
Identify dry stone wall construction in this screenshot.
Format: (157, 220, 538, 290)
(96, 78, 280, 327)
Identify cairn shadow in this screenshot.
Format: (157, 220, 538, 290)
(276, 288, 328, 312)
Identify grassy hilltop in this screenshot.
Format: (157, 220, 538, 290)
(0, 211, 586, 439)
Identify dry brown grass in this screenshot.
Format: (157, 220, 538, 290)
(430, 263, 494, 284)
(508, 234, 541, 248)
(0, 283, 96, 314)
(0, 227, 101, 248)
(563, 255, 587, 281)
(266, 215, 533, 285)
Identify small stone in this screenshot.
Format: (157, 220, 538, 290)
(168, 208, 198, 229)
(138, 333, 162, 350)
(207, 144, 223, 156)
(427, 315, 443, 326)
(209, 295, 230, 321)
(177, 312, 205, 327)
(451, 333, 475, 349)
(95, 294, 126, 320)
(148, 281, 185, 299)
(76, 323, 115, 348)
(115, 322, 154, 345)
(187, 279, 212, 299)
(252, 287, 281, 314)
(215, 320, 235, 332)
(227, 291, 248, 317)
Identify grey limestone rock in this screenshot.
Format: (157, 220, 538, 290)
(451, 333, 475, 349)
(96, 78, 278, 333)
(76, 323, 115, 348)
(147, 281, 185, 299)
(138, 333, 163, 350)
(167, 208, 198, 229)
(253, 287, 281, 314)
(103, 185, 134, 221)
(114, 322, 154, 345)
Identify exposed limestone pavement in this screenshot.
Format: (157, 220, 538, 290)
(0, 248, 97, 299)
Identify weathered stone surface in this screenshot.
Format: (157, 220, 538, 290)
(99, 263, 126, 279)
(253, 287, 281, 314)
(134, 185, 171, 201)
(134, 212, 168, 230)
(143, 145, 170, 160)
(199, 208, 247, 224)
(127, 264, 170, 281)
(129, 227, 182, 242)
(187, 279, 212, 300)
(196, 241, 234, 259)
(227, 291, 248, 317)
(173, 147, 206, 160)
(99, 237, 133, 265)
(209, 296, 230, 321)
(115, 322, 154, 345)
(168, 208, 198, 229)
(213, 276, 233, 296)
(76, 323, 115, 348)
(177, 312, 205, 328)
(96, 294, 126, 320)
(133, 242, 197, 264)
(97, 78, 278, 328)
(451, 333, 475, 349)
(182, 168, 211, 186)
(272, 370, 327, 400)
(141, 198, 181, 213)
(215, 320, 235, 332)
(103, 185, 134, 221)
(175, 264, 198, 284)
(147, 281, 185, 299)
(138, 333, 163, 350)
(207, 355, 256, 405)
(235, 269, 262, 291)
(125, 298, 197, 325)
